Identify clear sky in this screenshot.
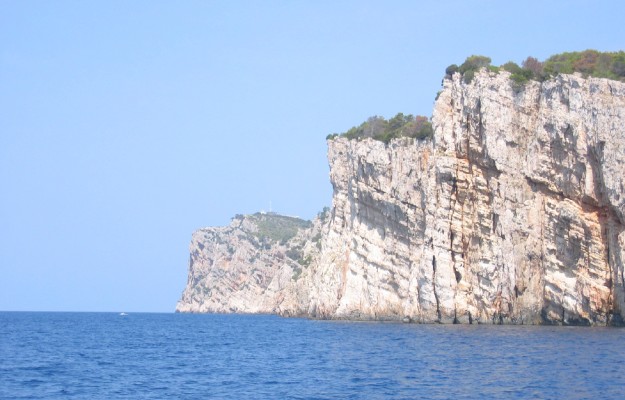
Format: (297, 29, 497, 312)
(1, 1, 623, 312)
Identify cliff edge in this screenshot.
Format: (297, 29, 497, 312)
(177, 70, 625, 325)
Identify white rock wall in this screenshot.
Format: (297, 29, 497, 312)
(301, 71, 625, 325)
(178, 71, 625, 325)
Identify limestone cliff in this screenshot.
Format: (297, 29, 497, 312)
(177, 70, 625, 325)
(175, 212, 321, 314)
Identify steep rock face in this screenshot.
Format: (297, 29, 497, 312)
(178, 71, 625, 325)
(175, 213, 320, 314)
(300, 71, 625, 325)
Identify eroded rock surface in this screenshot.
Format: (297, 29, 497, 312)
(177, 71, 625, 325)
(175, 213, 321, 314)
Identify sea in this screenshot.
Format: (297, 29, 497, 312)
(1, 312, 624, 399)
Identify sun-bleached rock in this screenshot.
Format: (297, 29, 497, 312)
(177, 71, 625, 325)
(175, 213, 321, 315)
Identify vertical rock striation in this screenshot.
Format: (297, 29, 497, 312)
(178, 70, 625, 325)
(175, 213, 321, 314)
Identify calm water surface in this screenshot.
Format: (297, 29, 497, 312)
(1, 312, 624, 399)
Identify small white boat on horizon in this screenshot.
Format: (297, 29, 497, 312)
(119, 312, 128, 316)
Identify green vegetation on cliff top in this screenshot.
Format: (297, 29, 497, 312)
(327, 113, 433, 144)
(330, 50, 623, 145)
(447, 49, 625, 85)
(235, 212, 311, 244)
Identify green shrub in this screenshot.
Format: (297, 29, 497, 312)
(611, 51, 625, 76)
(500, 61, 532, 87)
(541, 50, 625, 81)
(408, 115, 433, 140)
(515, 69, 534, 83)
(340, 113, 433, 143)
(249, 213, 312, 244)
(445, 49, 625, 87)
(459, 55, 491, 83)
(332, 113, 433, 144)
(447, 50, 625, 88)
(298, 255, 312, 267)
(462, 70, 475, 84)
(285, 246, 302, 261)
(543, 52, 576, 76)
(317, 206, 331, 222)
(459, 55, 492, 73)
(445, 64, 459, 78)
(502, 61, 522, 74)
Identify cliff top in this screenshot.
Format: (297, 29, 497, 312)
(446, 49, 625, 86)
(326, 113, 434, 144)
(232, 212, 312, 244)
(328, 50, 624, 146)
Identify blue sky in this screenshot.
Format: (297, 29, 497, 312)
(1, 1, 624, 312)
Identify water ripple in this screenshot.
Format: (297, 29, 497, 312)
(1, 313, 625, 399)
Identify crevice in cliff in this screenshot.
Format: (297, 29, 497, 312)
(453, 265, 462, 283)
(604, 221, 625, 326)
(462, 96, 500, 172)
(432, 255, 441, 321)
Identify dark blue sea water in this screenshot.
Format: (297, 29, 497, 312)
(1, 313, 624, 399)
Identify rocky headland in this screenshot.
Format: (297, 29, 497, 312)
(177, 68, 625, 326)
